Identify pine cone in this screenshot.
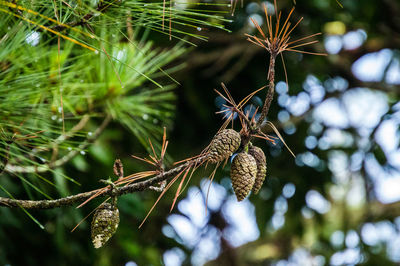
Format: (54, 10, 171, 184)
(230, 152, 257, 201)
(91, 203, 120, 248)
(208, 129, 241, 163)
(248, 146, 267, 194)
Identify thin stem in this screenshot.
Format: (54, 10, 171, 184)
(54, 114, 91, 145)
(237, 53, 276, 151)
(0, 141, 12, 175)
(4, 115, 110, 174)
(256, 53, 276, 128)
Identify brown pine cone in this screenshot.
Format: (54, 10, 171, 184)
(230, 152, 257, 201)
(91, 203, 120, 248)
(248, 146, 267, 194)
(208, 129, 241, 163)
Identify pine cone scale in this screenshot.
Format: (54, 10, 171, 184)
(249, 146, 267, 194)
(208, 129, 241, 163)
(91, 203, 120, 248)
(230, 152, 257, 201)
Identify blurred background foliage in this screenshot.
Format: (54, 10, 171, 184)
(0, 0, 400, 265)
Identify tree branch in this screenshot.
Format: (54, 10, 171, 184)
(256, 53, 277, 128)
(239, 52, 277, 150)
(0, 155, 207, 209)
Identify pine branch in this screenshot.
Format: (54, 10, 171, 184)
(0, 155, 207, 209)
(0, 23, 280, 211)
(240, 1, 325, 149)
(256, 53, 276, 128)
(237, 52, 276, 150)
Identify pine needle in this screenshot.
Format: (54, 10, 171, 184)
(266, 121, 296, 158)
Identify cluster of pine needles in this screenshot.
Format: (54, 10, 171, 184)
(245, 0, 327, 85)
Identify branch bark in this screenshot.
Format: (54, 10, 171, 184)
(239, 52, 277, 150)
(256, 53, 277, 128)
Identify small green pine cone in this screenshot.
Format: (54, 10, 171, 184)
(91, 203, 120, 248)
(248, 146, 267, 194)
(230, 152, 257, 201)
(208, 129, 241, 163)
